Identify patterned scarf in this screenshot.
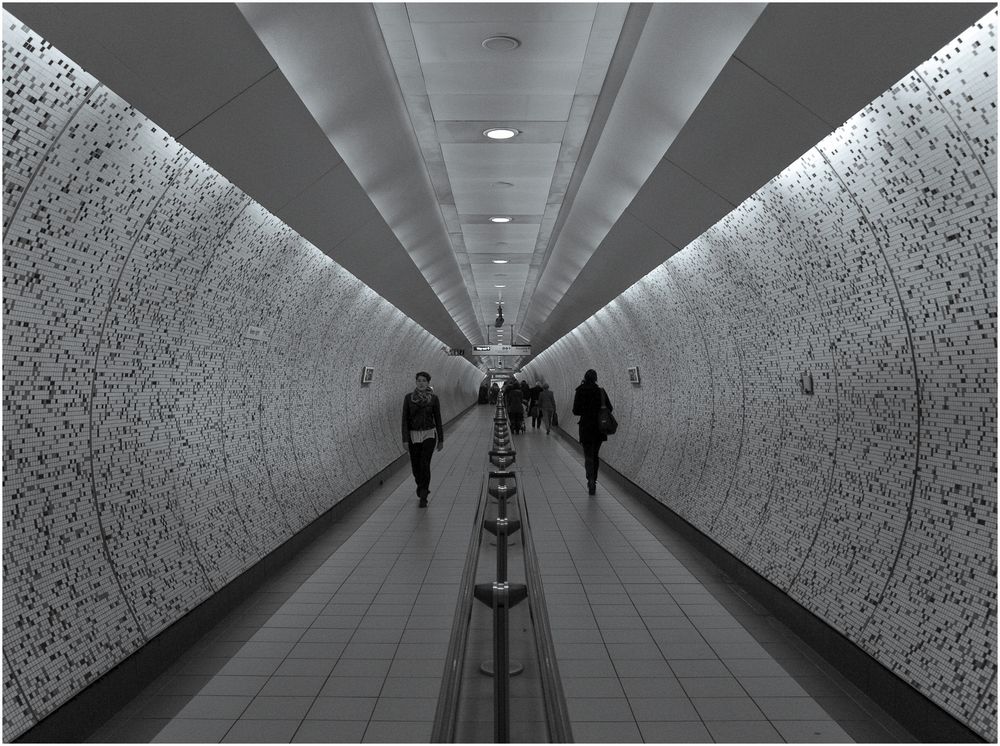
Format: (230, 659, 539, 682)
(411, 387, 433, 405)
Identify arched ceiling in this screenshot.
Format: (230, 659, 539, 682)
(7, 2, 992, 369)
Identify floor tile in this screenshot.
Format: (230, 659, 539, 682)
(679, 675, 748, 698)
(704, 719, 784, 742)
(331, 659, 392, 678)
(241, 696, 315, 720)
(217, 658, 283, 677)
(772, 719, 854, 742)
(371, 697, 437, 722)
(89, 718, 173, 743)
(362, 720, 432, 742)
(572, 721, 644, 742)
(630, 696, 700, 721)
(562, 677, 627, 698)
(222, 718, 300, 742)
(273, 658, 339, 677)
(257, 675, 326, 698)
(566, 697, 634, 721)
(691, 696, 767, 721)
(292, 720, 368, 743)
(637, 720, 713, 743)
(197, 675, 269, 697)
(613, 658, 674, 677)
(151, 718, 234, 743)
(754, 696, 834, 720)
(379, 676, 441, 698)
(306, 696, 377, 720)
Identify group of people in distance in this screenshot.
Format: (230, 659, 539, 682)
(402, 368, 614, 506)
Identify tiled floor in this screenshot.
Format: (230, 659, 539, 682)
(86, 405, 915, 743)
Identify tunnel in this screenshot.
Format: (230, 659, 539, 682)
(2, 2, 996, 743)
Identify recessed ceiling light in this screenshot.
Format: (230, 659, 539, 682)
(491, 181, 514, 189)
(482, 35, 520, 52)
(489, 216, 512, 223)
(494, 284, 506, 288)
(484, 127, 519, 140)
(492, 259, 508, 264)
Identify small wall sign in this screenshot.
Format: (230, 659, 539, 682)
(627, 366, 641, 385)
(800, 370, 814, 395)
(244, 326, 267, 341)
(361, 366, 375, 385)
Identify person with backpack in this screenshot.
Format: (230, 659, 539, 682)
(572, 368, 613, 495)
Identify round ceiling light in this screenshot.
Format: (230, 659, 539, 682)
(489, 216, 512, 223)
(494, 284, 506, 288)
(492, 259, 508, 264)
(484, 127, 519, 140)
(491, 181, 515, 189)
(482, 35, 520, 51)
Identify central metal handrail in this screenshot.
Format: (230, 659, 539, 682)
(431, 472, 491, 743)
(516, 481, 573, 742)
(433, 401, 571, 742)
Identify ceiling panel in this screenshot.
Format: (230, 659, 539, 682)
(4, 3, 277, 136)
(437, 121, 567, 144)
(442, 143, 561, 173)
(665, 59, 830, 206)
(429, 93, 575, 121)
(407, 3, 598, 24)
(410, 21, 594, 63)
(624, 159, 735, 250)
(451, 179, 554, 216)
(275, 162, 381, 251)
(463, 224, 541, 253)
(733, 3, 995, 129)
(179, 70, 343, 212)
(422, 62, 584, 94)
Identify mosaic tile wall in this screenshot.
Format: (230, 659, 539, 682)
(1, 12, 482, 739)
(527, 12, 997, 741)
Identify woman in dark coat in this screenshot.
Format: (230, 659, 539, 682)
(401, 371, 443, 507)
(572, 368, 612, 495)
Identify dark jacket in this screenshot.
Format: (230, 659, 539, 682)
(572, 381, 612, 443)
(507, 388, 524, 415)
(529, 384, 543, 406)
(402, 393, 443, 444)
(537, 389, 556, 412)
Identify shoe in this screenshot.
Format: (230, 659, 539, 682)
(587, 481, 596, 495)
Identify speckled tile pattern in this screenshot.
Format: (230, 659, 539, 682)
(1, 12, 481, 739)
(526, 12, 997, 740)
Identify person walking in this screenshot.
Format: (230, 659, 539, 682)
(528, 380, 544, 429)
(507, 383, 525, 433)
(572, 368, 612, 495)
(401, 371, 443, 507)
(537, 383, 556, 434)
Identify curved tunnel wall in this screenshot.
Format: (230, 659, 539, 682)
(1, 13, 481, 738)
(527, 13, 997, 741)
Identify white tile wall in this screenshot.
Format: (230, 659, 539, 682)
(1, 12, 482, 739)
(527, 11, 997, 741)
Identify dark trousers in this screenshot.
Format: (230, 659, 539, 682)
(408, 438, 436, 494)
(530, 407, 543, 428)
(582, 440, 602, 483)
